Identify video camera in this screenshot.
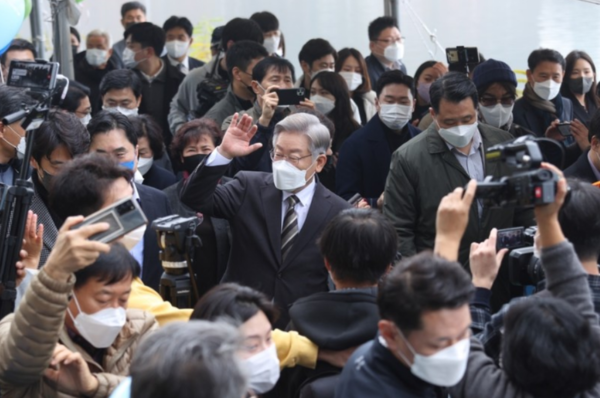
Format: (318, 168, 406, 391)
(446, 46, 480, 74)
(475, 136, 558, 208)
(152, 215, 203, 308)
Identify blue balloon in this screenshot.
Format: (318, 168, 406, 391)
(0, 43, 10, 56)
(0, 0, 26, 51)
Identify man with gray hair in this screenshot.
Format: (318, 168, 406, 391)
(181, 113, 350, 327)
(74, 29, 121, 114)
(122, 321, 247, 398)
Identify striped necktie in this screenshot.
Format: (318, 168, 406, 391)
(281, 195, 299, 262)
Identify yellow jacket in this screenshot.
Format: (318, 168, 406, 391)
(128, 278, 318, 369)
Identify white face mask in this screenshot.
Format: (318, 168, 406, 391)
(121, 225, 146, 251)
(86, 48, 108, 67)
(339, 71, 363, 92)
(272, 159, 315, 192)
(103, 105, 139, 117)
(384, 42, 405, 62)
(311, 95, 335, 115)
(244, 344, 281, 394)
(396, 331, 470, 387)
(479, 103, 514, 129)
(137, 156, 153, 175)
(3, 125, 26, 160)
(165, 40, 189, 59)
(436, 120, 478, 148)
(533, 79, 561, 101)
(379, 103, 412, 130)
(79, 113, 92, 126)
(122, 47, 145, 69)
(263, 35, 281, 55)
(67, 293, 127, 348)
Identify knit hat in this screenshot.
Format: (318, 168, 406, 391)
(472, 59, 517, 91)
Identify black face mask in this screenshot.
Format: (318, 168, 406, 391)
(183, 154, 208, 174)
(568, 76, 594, 95)
(72, 45, 78, 59)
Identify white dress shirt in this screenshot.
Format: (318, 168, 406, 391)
(206, 149, 317, 232)
(129, 183, 145, 273)
(168, 55, 190, 75)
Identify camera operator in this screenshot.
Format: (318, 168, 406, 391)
(0, 85, 36, 185)
(470, 177, 600, 362)
(434, 167, 600, 398)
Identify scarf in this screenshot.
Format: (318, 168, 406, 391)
(522, 83, 564, 131)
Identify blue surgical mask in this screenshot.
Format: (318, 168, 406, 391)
(120, 160, 135, 170)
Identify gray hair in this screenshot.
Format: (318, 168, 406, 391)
(130, 321, 247, 398)
(273, 113, 331, 159)
(87, 29, 112, 48)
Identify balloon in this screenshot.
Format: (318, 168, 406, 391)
(0, 0, 25, 51)
(24, 0, 32, 20)
(0, 43, 10, 56)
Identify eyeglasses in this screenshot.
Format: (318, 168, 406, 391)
(270, 150, 313, 166)
(375, 37, 404, 45)
(480, 97, 515, 107)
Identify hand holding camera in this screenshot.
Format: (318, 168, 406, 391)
(258, 85, 280, 127)
(470, 228, 508, 290)
(534, 162, 568, 249)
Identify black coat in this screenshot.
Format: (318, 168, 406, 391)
(188, 57, 205, 71)
(180, 162, 351, 328)
(512, 96, 574, 136)
(136, 183, 173, 291)
(335, 338, 447, 398)
(142, 163, 176, 191)
(564, 149, 598, 183)
(73, 51, 121, 115)
(278, 289, 379, 398)
(336, 114, 421, 203)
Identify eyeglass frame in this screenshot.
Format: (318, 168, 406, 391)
(270, 150, 315, 166)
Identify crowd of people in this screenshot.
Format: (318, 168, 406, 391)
(0, 2, 599, 397)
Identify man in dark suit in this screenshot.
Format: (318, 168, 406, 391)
(384, 72, 534, 310)
(28, 111, 91, 267)
(162, 16, 204, 74)
(124, 22, 185, 148)
(87, 111, 173, 291)
(180, 113, 350, 327)
(565, 110, 600, 183)
(337, 70, 421, 205)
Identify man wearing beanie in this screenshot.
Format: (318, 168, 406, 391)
(472, 59, 533, 137)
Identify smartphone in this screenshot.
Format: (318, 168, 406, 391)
(71, 197, 148, 243)
(275, 88, 307, 106)
(557, 122, 572, 137)
(496, 227, 525, 251)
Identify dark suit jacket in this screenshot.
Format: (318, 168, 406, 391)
(136, 183, 173, 291)
(512, 96, 574, 136)
(142, 163, 176, 191)
(336, 114, 420, 203)
(565, 150, 598, 183)
(188, 57, 205, 71)
(180, 162, 351, 327)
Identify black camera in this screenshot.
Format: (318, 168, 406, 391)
(446, 46, 480, 74)
(195, 55, 228, 117)
(152, 215, 203, 308)
(506, 226, 545, 286)
(475, 136, 557, 208)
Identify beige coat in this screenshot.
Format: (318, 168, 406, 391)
(0, 268, 158, 398)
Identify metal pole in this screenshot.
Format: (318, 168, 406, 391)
(29, 0, 45, 59)
(383, 0, 401, 28)
(52, 0, 74, 79)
